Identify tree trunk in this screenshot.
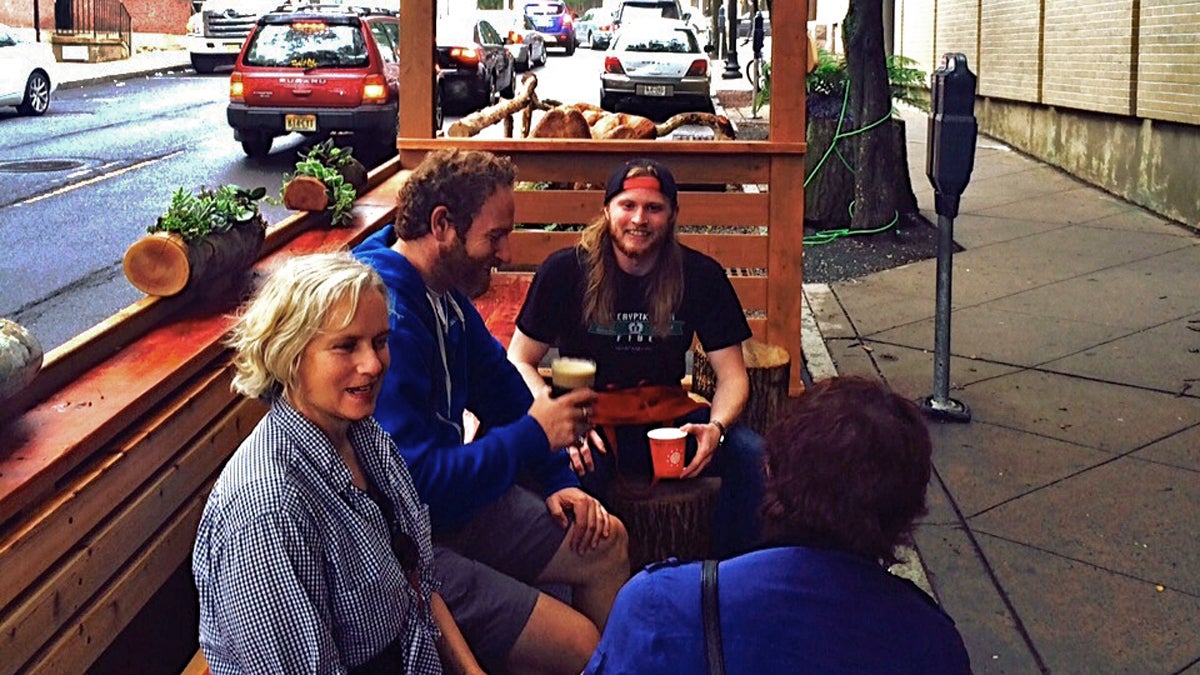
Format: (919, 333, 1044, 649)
(692, 339, 791, 436)
(608, 477, 722, 571)
(122, 217, 266, 298)
(843, 0, 919, 230)
(805, 118, 856, 229)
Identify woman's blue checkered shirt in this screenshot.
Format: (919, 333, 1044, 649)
(193, 399, 442, 674)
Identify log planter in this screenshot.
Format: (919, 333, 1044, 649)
(122, 216, 267, 298)
(281, 158, 369, 214)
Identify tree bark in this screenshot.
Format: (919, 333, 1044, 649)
(843, 0, 919, 230)
(692, 339, 791, 435)
(281, 175, 330, 213)
(608, 477, 722, 571)
(122, 217, 266, 298)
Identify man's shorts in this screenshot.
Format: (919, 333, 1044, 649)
(433, 484, 567, 671)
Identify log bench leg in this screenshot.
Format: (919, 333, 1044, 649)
(607, 477, 722, 571)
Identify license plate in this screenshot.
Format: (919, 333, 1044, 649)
(225, 42, 241, 52)
(636, 84, 672, 97)
(285, 114, 317, 132)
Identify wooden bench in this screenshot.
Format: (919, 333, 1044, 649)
(0, 168, 408, 675)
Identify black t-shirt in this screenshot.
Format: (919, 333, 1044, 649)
(516, 245, 752, 389)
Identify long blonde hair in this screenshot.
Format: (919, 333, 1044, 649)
(579, 165, 683, 335)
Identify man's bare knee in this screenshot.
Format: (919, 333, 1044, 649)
(506, 594, 600, 675)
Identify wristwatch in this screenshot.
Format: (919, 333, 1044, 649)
(711, 419, 727, 446)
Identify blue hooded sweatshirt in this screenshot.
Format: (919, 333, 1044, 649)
(355, 226, 579, 531)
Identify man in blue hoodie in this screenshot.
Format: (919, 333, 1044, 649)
(355, 149, 629, 675)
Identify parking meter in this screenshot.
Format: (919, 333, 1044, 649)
(921, 53, 977, 423)
(926, 53, 977, 219)
(752, 11, 765, 60)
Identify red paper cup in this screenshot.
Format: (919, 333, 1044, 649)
(647, 427, 687, 479)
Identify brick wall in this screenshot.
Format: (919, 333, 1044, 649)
(979, 0, 1040, 102)
(933, 0, 979, 80)
(0, 0, 190, 35)
(894, 0, 1200, 230)
(1136, 0, 1200, 125)
(895, 0, 935, 81)
(1043, 0, 1135, 114)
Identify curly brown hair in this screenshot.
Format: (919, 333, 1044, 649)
(393, 149, 517, 241)
(761, 376, 932, 565)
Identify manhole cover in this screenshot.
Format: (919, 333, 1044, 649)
(0, 159, 86, 173)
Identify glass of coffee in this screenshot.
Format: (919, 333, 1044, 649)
(550, 357, 596, 398)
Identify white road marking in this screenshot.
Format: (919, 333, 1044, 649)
(17, 151, 182, 206)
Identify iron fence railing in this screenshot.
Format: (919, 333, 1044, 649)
(54, 0, 132, 53)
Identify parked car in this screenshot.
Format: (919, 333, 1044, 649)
(477, 9, 548, 72)
(576, 7, 615, 50)
(612, 0, 683, 32)
(0, 23, 57, 116)
(599, 19, 711, 114)
(226, 6, 436, 158)
(523, 0, 577, 55)
(185, 0, 280, 74)
(437, 17, 516, 114)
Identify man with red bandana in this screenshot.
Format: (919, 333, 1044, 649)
(509, 158, 765, 559)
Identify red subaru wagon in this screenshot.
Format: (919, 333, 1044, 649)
(227, 5, 440, 159)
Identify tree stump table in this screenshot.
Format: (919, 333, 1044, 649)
(692, 339, 792, 435)
(607, 477, 722, 571)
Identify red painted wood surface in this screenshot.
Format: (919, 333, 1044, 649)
(0, 205, 395, 525)
(472, 272, 534, 349)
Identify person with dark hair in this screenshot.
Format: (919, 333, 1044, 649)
(508, 158, 765, 558)
(354, 149, 630, 675)
(193, 253, 482, 674)
(582, 376, 972, 674)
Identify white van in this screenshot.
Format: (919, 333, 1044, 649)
(185, 0, 285, 73)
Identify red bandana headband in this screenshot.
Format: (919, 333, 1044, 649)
(621, 175, 662, 193)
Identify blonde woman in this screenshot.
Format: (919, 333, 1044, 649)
(192, 252, 480, 675)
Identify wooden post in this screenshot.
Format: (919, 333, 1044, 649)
(608, 477, 722, 571)
(693, 339, 791, 435)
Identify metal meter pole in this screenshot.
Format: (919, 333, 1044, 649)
(921, 53, 978, 423)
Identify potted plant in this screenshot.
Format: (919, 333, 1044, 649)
(280, 140, 368, 227)
(122, 184, 268, 298)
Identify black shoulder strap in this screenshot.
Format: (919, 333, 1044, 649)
(702, 559, 726, 675)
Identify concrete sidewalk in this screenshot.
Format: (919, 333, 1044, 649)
(52, 47, 193, 89)
(799, 106, 1200, 673)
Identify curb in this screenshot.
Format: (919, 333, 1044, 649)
(57, 60, 194, 91)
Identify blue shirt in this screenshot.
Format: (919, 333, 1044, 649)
(193, 399, 442, 675)
(355, 226, 578, 531)
(585, 546, 972, 674)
